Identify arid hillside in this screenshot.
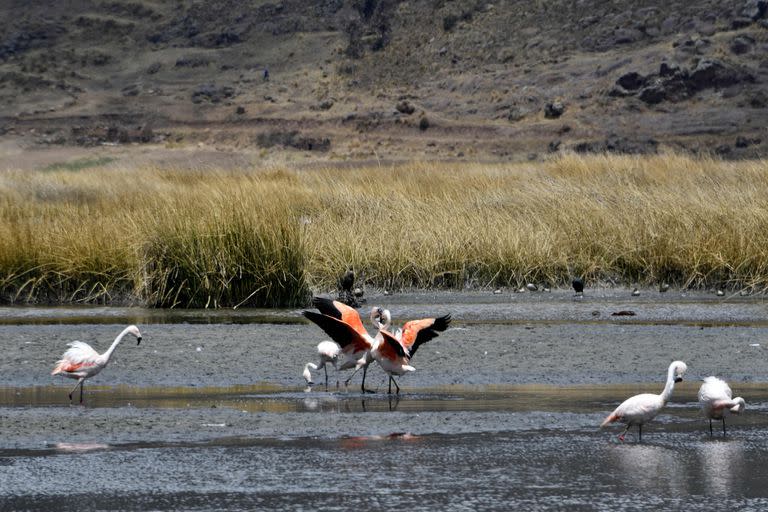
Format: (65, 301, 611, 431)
(1, 0, 767, 167)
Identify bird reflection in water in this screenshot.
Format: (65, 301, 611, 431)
(697, 440, 745, 495)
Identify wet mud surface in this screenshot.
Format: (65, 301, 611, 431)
(2, 290, 768, 510)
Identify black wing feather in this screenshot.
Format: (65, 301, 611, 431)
(303, 311, 358, 348)
(311, 296, 343, 320)
(381, 330, 408, 359)
(409, 314, 451, 359)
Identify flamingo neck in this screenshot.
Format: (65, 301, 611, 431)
(660, 366, 677, 403)
(103, 326, 133, 361)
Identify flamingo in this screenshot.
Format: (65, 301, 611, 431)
(303, 297, 386, 393)
(51, 325, 143, 404)
(303, 340, 342, 388)
(374, 313, 451, 394)
(698, 376, 746, 436)
(601, 360, 687, 442)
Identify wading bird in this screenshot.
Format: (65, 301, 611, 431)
(572, 277, 584, 296)
(601, 360, 687, 442)
(303, 340, 342, 388)
(698, 376, 746, 437)
(303, 298, 385, 393)
(374, 313, 451, 394)
(51, 325, 143, 404)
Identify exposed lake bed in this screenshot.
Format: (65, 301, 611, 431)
(2, 289, 768, 510)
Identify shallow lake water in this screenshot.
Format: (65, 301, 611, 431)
(2, 289, 768, 510)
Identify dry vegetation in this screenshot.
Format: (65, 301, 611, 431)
(1, 153, 767, 307)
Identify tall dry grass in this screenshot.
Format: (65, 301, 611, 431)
(1, 153, 767, 307)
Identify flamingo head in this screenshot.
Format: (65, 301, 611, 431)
(370, 307, 391, 330)
(127, 325, 143, 345)
(671, 360, 687, 383)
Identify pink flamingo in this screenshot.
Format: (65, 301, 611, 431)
(51, 325, 143, 404)
(303, 298, 385, 393)
(374, 314, 451, 394)
(698, 376, 746, 436)
(601, 360, 687, 441)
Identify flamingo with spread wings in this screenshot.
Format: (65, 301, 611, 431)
(303, 297, 383, 393)
(51, 325, 143, 404)
(374, 313, 451, 394)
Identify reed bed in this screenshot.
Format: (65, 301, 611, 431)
(1, 153, 767, 307)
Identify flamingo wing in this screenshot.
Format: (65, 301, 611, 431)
(311, 297, 367, 336)
(303, 311, 372, 354)
(379, 330, 409, 360)
(52, 341, 101, 375)
(399, 314, 451, 358)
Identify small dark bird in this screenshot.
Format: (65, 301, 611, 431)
(572, 277, 584, 295)
(339, 268, 355, 292)
(659, 283, 670, 293)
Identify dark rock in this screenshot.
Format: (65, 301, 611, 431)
(616, 71, 646, 91)
(235, 106, 246, 115)
(730, 35, 754, 55)
(735, 136, 762, 148)
(732, 17, 754, 29)
(608, 85, 632, 97)
(418, 116, 430, 131)
(639, 84, 666, 104)
(543, 101, 565, 119)
(740, 0, 767, 20)
(147, 62, 162, 75)
(396, 101, 415, 115)
(659, 61, 682, 77)
(548, 140, 561, 152)
(688, 59, 754, 91)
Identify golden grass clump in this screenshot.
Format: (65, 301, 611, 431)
(1, 153, 767, 307)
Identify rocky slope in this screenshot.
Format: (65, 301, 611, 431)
(0, 0, 766, 165)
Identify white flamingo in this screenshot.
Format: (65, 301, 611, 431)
(303, 298, 386, 393)
(601, 360, 687, 441)
(51, 325, 143, 404)
(303, 340, 342, 388)
(698, 376, 746, 436)
(374, 314, 451, 394)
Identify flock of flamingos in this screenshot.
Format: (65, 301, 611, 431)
(50, 296, 746, 442)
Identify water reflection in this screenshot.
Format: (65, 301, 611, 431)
(607, 443, 688, 493)
(697, 440, 745, 495)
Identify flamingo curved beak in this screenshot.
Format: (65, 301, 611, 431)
(137, 336, 143, 346)
(674, 376, 683, 383)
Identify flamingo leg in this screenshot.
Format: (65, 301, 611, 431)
(323, 365, 329, 389)
(361, 365, 375, 394)
(344, 366, 362, 387)
(618, 424, 630, 442)
(80, 380, 84, 404)
(68, 378, 84, 404)
(388, 376, 400, 395)
(722, 418, 727, 436)
(709, 419, 713, 437)
(638, 424, 642, 442)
